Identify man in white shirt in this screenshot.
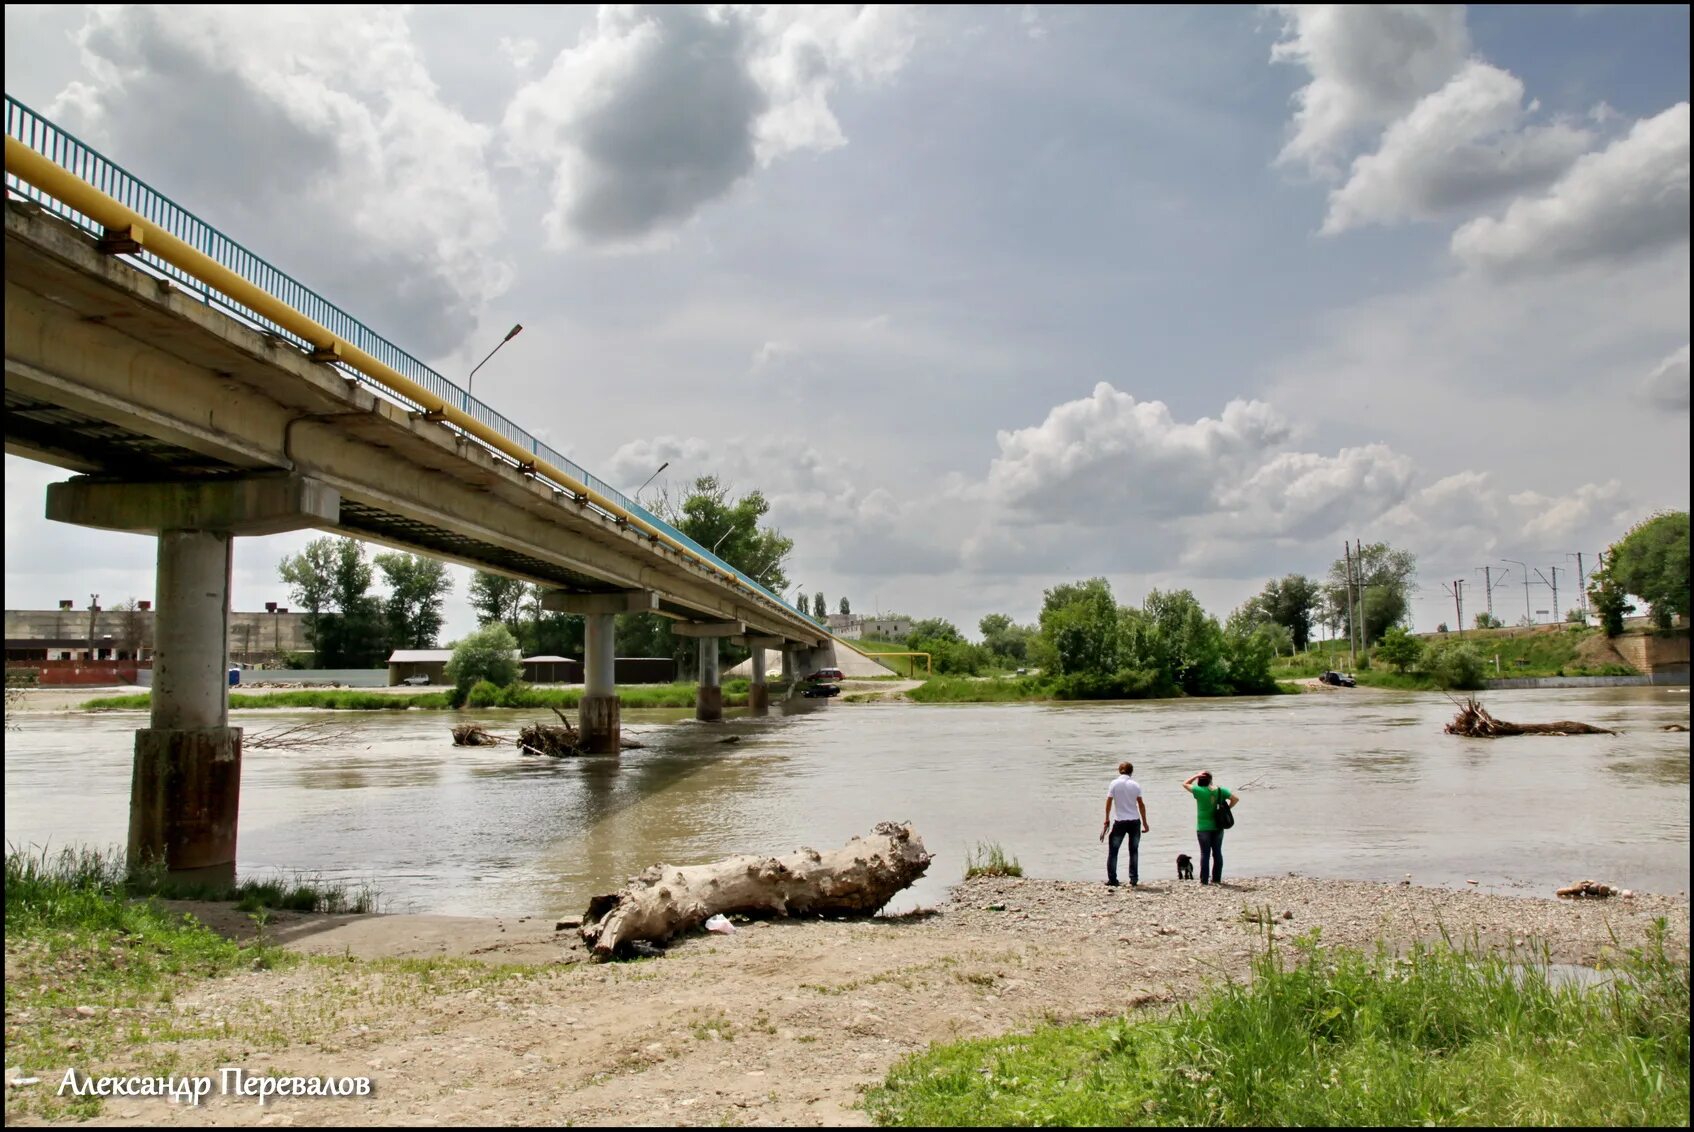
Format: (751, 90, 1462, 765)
(1100, 761, 1150, 888)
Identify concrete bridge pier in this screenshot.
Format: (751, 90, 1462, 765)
(780, 647, 796, 688)
(747, 647, 768, 714)
(696, 637, 722, 721)
(672, 621, 742, 722)
(45, 474, 339, 887)
(581, 612, 619, 753)
(542, 590, 662, 754)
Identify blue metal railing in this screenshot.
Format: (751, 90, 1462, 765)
(4, 94, 819, 629)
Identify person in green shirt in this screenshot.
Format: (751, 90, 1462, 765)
(1183, 770, 1238, 885)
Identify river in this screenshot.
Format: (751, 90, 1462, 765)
(4, 687, 1688, 916)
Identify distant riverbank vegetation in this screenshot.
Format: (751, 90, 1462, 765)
(890, 579, 1287, 701)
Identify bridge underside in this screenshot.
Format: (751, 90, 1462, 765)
(4, 203, 825, 643)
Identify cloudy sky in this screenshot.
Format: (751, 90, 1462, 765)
(4, 4, 1689, 639)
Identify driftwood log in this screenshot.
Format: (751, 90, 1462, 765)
(1557, 879, 1615, 899)
(451, 724, 502, 747)
(1444, 697, 1615, 737)
(580, 821, 932, 960)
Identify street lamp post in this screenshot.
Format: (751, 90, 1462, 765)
(633, 461, 669, 507)
(466, 323, 524, 401)
(1501, 559, 1532, 624)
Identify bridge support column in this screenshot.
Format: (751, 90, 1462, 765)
(580, 612, 619, 753)
(697, 637, 722, 722)
(780, 648, 795, 687)
(748, 646, 769, 715)
(45, 474, 340, 891)
(134, 530, 241, 888)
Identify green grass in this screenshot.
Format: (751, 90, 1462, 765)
(82, 680, 755, 713)
(962, 842, 1023, 879)
(865, 922, 1689, 1127)
(908, 676, 1053, 703)
(4, 846, 299, 1120)
(1272, 625, 1643, 686)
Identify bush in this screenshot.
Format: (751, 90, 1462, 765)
(445, 624, 521, 692)
(494, 680, 533, 707)
(1374, 626, 1425, 674)
(465, 679, 501, 708)
(1427, 642, 1486, 690)
(1049, 668, 1174, 701)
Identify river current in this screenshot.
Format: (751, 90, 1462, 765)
(4, 687, 1688, 915)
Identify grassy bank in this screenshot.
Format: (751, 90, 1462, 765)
(867, 924, 1689, 1127)
(1272, 625, 1641, 688)
(81, 680, 756, 713)
(4, 847, 537, 1121)
(4, 848, 302, 1119)
(906, 674, 1286, 704)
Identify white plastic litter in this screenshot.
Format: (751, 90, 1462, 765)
(704, 914, 735, 934)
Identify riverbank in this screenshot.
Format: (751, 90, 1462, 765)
(5, 872, 1685, 1126)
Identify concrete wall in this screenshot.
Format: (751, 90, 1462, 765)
(1484, 673, 1688, 689)
(6, 607, 310, 661)
(1612, 633, 1690, 676)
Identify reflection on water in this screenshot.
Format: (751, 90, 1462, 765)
(3, 687, 1687, 917)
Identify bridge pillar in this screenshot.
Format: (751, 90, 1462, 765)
(580, 612, 619, 754)
(748, 646, 769, 715)
(45, 474, 340, 890)
(780, 647, 796, 687)
(696, 636, 722, 722)
(132, 530, 241, 888)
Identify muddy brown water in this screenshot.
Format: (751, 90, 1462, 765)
(4, 687, 1687, 917)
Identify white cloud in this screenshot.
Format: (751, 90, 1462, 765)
(1509, 479, 1628, 543)
(1269, 3, 1470, 177)
(502, 5, 917, 249)
(48, 6, 510, 355)
(982, 383, 1292, 519)
(1451, 101, 1690, 275)
(1217, 445, 1417, 539)
(499, 35, 541, 72)
(1322, 61, 1593, 233)
(1640, 344, 1690, 411)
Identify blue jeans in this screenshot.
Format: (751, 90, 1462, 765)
(1196, 828, 1224, 884)
(1107, 819, 1141, 885)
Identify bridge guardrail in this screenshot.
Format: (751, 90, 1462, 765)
(4, 94, 821, 633)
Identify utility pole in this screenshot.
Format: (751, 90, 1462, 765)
(1534, 566, 1561, 624)
(1442, 579, 1465, 638)
(87, 593, 101, 662)
(1476, 565, 1506, 620)
(1567, 552, 1587, 621)
(1343, 541, 1357, 668)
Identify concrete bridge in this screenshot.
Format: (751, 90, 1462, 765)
(4, 96, 836, 886)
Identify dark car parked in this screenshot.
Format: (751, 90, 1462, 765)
(800, 683, 841, 698)
(1319, 670, 1357, 687)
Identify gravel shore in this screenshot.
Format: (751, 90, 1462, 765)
(7, 873, 1684, 1128)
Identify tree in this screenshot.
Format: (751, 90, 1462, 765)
(445, 623, 521, 692)
(795, 592, 807, 616)
(1223, 607, 1278, 694)
(839, 596, 851, 616)
(1036, 578, 1121, 677)
(1473, 611, 1503, 630)
(657, 475, 793, 593)
(1249, 574, 1321, 652)
(375, 552, 450, 650)
(1605, 511, 1690, 629)
(1374, 625, 1424, 674)
(113, 597, 151, 661)
(1325, 543, 1416, 647)
(468, 570, 529, 633)
(1587, 553, 1636, 637)
(979, 613, 1035, 665)
(1141, 588, 1228, 695)
(320, 538, 385, 667)
(812, 592, 827, 619)
(1427, 642, 1485, 690)
(278, 537, 338, 666)
(278, 536, 385, 668)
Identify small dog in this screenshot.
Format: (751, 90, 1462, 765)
(1176, 853, 1194, 881)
